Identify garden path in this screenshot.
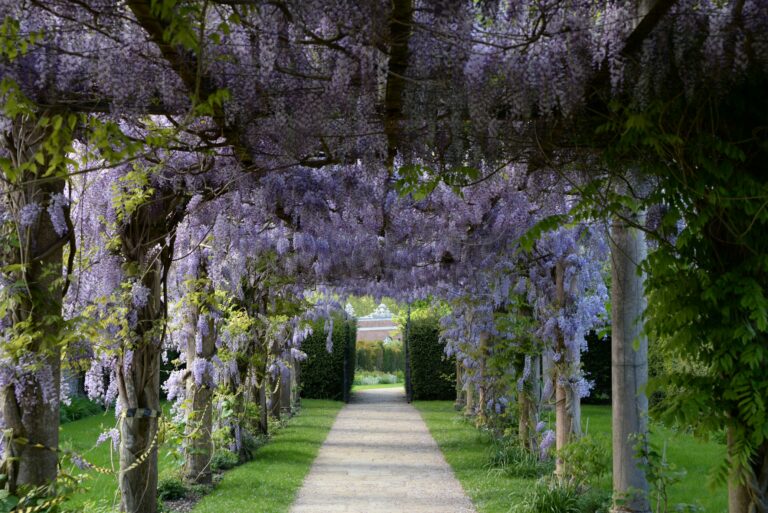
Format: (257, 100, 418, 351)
(289, 386, 476, 513)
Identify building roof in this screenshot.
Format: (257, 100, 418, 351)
(359, 303, 394, 321)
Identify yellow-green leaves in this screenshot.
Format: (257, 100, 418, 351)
(112, 165, 155, 224)
(0, 16, 43, 62)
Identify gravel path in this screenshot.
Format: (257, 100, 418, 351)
(290, 387, 477, 513)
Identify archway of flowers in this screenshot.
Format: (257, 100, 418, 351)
(1, 2, 766, 512)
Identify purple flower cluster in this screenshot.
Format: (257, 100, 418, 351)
(96, 428, 120, 451)
(539, 429, 556, 459)
(19, 202, 42, 228)
(131, 282, 150, 309)
(47, 193, 70, 236)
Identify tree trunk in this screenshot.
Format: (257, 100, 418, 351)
(291, 359, 301, 410)
(118, 342, 161, 513)
(554, 260, 574, 476)
(269, 369, 281, 420)
(117, 247, 167, 513)
(404, 304, 412, 402)
(184, 300, 215, 485)
(258, 379, 269, 435)
(454, 359, 465, 410)
(1, 353, 61, 491)
(465, 382, 475, 416)
(0, 115, 67, 491)
(519, 355, 541, 452)
(610, 216, 651, 513)
(280, 365, 292, 417)
(476, 332, 489, 426)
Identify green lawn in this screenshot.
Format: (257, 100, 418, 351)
(191, 399, 342, 512)
(351, 383, 404, 391)
(414, 402, 727, 513)
(59, 399, 342, 512)
(59, 406, 179, 511)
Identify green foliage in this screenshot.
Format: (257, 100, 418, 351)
(0, 16, 43, 62)
(353, 370, 403, 386)
(486, 440, 554, 478)
(396, 163, 486, 200)
(355, 340, 404, 373)
(157, 477, 187, 501)
(556, 434, 611, 488)
(210, 449, 239, 472)
(299, 316, 356, 400)
(571, 74, 768, 488)
(632, 436, 702, 513)
(512, 480, 611, 513)
(0, 474, 89, 513)
(406, 316, 455, 400)
(60, 397, 104, 424)
(344, 295, 401, 317)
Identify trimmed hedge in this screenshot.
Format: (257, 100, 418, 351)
(406, 316, 455, 400)
(356, 340, 405, 372)
(300, 315, 356, 401)
(581, 331, 611, 404)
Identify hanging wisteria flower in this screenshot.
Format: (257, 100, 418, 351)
(96, 428, 120, 451)
(290, 347, 307, 361)
(163, 369, 186, 402)
(47, 193, 70, 236)
(192, 358, 214, 388)
(19, 202, 43, 227)
(70, 453, 90, 470)
(539, 429, 556, 459)
(131, 282, 151, 309)
(572, 376, 594, 399)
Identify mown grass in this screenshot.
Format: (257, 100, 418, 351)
(414, 402, 727, 513)
(59, 404, 178, 511)
(58, 399, 342, 512)
(351, 383, 405, 391)
(191, 399, 342, 513)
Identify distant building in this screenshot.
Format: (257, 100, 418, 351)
(355, 303, 401, 343)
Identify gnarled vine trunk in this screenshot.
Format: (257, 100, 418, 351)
(728, 431, 768, 513)
(117, 258, 163, 513)
(476, 332, 489, 426)
(115, 188, 186, 513)
(518, 355, 541, 452)
(183, 288, 215, 485)
(0, 114, 68, 491)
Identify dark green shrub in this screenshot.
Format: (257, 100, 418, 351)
(157, 477, 187, 501)
(300, 315, 356, 401)
(211, 449, 239, 471)
(581, 331, 611, 405)
(60, 396, 104, 423)
(406, 316, 455, 400)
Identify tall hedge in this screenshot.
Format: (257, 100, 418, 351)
(356, 340, 404, 372)
(581, 331, 611, 404)
(406, 316, 455, 400)
(300, 315, 356, 401)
